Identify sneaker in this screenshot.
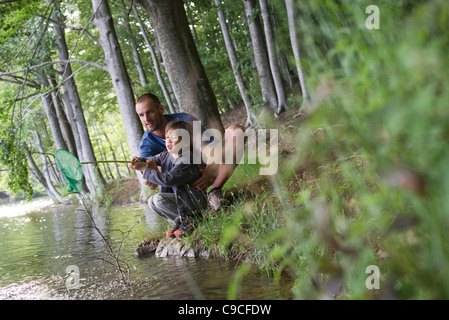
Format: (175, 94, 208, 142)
(166, 224, 179, 238)
(174, 219, 193, 238)
(208, 187, 227, 211)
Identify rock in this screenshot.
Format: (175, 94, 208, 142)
(199, 248, 210, 258)
(134, 239, 159, 256)
(135, 244, 156, 256)
(135, 237, 209, 258)
(155, 238, 194, 258)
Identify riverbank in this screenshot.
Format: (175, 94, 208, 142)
(126, 153, 301, 278)
(0, 190, 48, 204)
(105, 105, 303, 276)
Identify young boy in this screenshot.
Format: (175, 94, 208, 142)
(132, 120, 207, 238)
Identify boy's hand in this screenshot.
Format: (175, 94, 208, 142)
(128, 156, 142, 171)
(128, 157, 158, 190)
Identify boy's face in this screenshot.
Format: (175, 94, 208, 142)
(165, 128, 183, 154)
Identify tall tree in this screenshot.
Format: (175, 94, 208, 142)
(91, 0, 144, 157)
(132, 4, 177, 114)
(118, 0, 148, 88)
(243, 0, 278, 113)
(36, 74, 68, 151)
(259, 0, 286, 114)
(47, 75, 78, 156)
(285, 0, 307, 101)
(91, 0, 148, 201)
(135, 0, 224, 133)
(214, 0, 255, 126)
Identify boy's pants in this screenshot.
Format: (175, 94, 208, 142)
(148, 193, 180, 224)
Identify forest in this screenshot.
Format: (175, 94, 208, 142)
(1, 0, 449, 299)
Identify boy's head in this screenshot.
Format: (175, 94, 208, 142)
(165, 120, 193, 155)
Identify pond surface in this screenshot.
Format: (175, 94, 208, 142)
(0, 198, 292, 300)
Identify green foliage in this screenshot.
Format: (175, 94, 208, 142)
(267, 0, 449, 299)
(0, 0, 44, 44)
(0, 1, 54, 69)
(0, 105, 33, 199)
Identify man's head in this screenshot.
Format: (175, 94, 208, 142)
(136, 93, 166, 133)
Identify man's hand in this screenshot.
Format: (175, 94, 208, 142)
(146, 159, 157, 170)
(193, 167, 214, 192)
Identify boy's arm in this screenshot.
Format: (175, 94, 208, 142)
(143, 159, 158, 190)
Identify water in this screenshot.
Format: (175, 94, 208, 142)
(0, 198, 292, 300)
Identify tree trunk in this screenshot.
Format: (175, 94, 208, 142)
(243, 0, 278, 113)
(132, 4, 177, 114)
(135, 0, 224, 133)
(285, 0, 308, 101)
(48, 77, 78, 157)
(50, 3, 107, 198)
(92, 0, 148, 201)
(93, 123, 113, 180)
(25, 145, 59, 203)
(214, 0, 255, 127)
(120, 141, 132, 176)
(47, 76, 78, 157)
(92, 0, 144, 157)
(120, 0, 148, 88)
(103, 132, 122, 180)
(36, 75, 68, 151)
(259, 0, 286, 114)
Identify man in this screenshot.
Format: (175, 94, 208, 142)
(128, 93, 245, 211)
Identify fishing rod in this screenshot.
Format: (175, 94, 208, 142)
(80, 160, 136, 164)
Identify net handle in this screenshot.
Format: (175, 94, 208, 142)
(81, 160, 136, 164)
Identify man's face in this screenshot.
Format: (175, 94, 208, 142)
(136, 99, 165, 132)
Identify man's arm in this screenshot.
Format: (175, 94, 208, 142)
(192, 164, 216, 191)
(191, 142, 219, 191)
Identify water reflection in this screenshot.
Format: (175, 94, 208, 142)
(0, 200, 291, 300)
